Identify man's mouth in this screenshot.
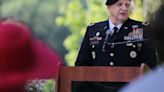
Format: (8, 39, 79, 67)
(120, 12, 127, 16)
(120, 12, 127, 15)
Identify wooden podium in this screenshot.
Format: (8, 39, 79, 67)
(58, 66, 143, 92)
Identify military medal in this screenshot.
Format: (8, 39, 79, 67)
(130, 51, 137, 58)
(124, 27, 143, 41)
(89, 32, 102, 45)
(132, 28, 143, 40)
(91, 51, 96, 59)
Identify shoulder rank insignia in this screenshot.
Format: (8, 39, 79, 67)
(142, 21, 149, 26)
(88, 22, 95, 26)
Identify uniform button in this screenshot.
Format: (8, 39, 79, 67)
(110, 53, 114, 57)
(92, 45, 95, 48)
(96, 32, 100, 36)
(130, 51, 137, 58)
(110, 43, 115, 48)
(133, 45, 136, 48)
(91, 51, 96, 59)
(110, 62, 114, 66)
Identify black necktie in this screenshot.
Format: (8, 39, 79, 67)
(112, 27, 118, 38)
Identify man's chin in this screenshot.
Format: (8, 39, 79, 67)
(118, 17, 128, 22)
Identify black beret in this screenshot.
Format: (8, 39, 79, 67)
(106, 0, 119, 5)
(106, 0, 131, 5)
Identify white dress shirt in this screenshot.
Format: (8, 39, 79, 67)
(108, 19, 123, 35)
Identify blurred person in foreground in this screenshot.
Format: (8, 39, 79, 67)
(120, 4, 164, 92)
(74, 0, 157, 92)
(0, 18, 62, 92)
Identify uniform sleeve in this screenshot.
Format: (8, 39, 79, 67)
(75, 26, 93, 66)
(140, 29, 157, 69)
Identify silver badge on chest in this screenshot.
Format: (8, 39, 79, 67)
(130, 51, 137, 58)
(91, 51, 96, 59)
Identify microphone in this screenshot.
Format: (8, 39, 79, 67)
(107, 39, 148, 46)
(102, 29, 112, 52)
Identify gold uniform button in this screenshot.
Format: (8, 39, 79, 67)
(110, 62, 114, 66)
(92, 45, 95, 48)
(110, 53, 114, 57)
(133, 45, 136, 48)
(110, 43, 115, 48)
(96, 32, 100, 36)
(130, 51, 137, 58)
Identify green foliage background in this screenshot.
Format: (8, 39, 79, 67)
(0, 0, 162, 66)
(56, 0, 161, 66)
(0, 0, 162, 91)
(0, 0, 70, 63)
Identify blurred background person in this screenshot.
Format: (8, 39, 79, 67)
(0, 18, 62, 92)
(74, 0, 156, 92)
(120, 4, 164, 92)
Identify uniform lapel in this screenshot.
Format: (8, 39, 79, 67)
(98, 20, 109, 38)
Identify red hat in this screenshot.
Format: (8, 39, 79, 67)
(0, 19, 62, 92)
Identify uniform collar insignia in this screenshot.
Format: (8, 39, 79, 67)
(104, 26, 108, 30)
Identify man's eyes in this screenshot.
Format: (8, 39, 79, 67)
(116, 3, 122, 6)
(115, 3, 130, 8)
(125, 4, 130, 8)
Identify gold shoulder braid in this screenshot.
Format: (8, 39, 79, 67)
(88, 22, 95, 26)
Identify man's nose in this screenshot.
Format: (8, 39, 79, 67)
(121, 5, 128, 11)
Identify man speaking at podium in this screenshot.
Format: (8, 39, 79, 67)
(75, 0, 157, 92)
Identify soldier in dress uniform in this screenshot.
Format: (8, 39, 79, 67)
(74, 0, 157, 92)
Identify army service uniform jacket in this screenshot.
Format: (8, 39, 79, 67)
(75, 18, 156, 68)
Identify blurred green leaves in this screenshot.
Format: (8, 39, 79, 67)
(43, 79, 55, 92)
(25, 79, 56, 92)
(0, 0, 70, 62)
(56, 0, 108, 66)
(3, 0, 160, 66)
(56, 0, 161, 66)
